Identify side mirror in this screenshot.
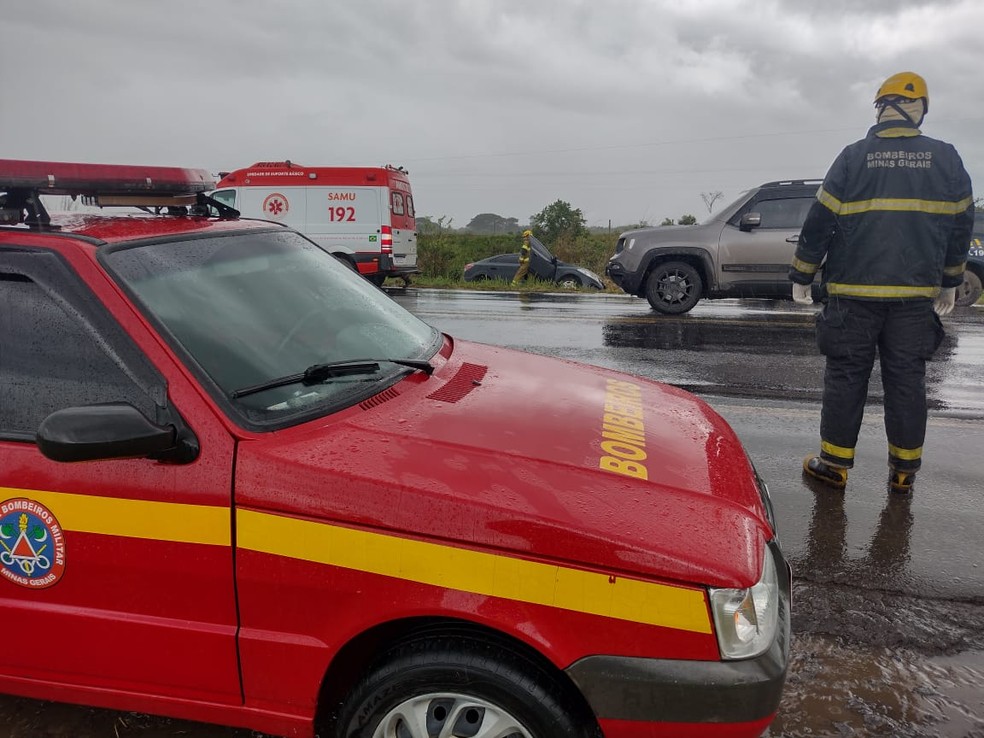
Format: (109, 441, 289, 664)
(37, 403, 197, 464)
(739, 213, 762, 232)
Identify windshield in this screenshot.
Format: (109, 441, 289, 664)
(103, 229, 440, 427)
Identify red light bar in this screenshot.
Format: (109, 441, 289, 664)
(0, 159, 215, 196)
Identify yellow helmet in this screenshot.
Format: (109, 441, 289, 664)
(874, 71, 929, 111)
(523, 229, 533, 237)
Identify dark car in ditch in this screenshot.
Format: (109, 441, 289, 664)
(464, 234, 605, 289)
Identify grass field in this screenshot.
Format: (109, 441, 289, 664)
(397, 232, 983, 305)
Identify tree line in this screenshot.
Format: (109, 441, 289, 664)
(417, 199, 702, 239)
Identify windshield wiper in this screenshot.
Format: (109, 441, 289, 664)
(230, 358, 433, 399)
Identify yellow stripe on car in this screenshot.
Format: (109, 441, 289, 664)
(0, 486, 712, 634)
(0, 486, 229, 546)
(237, 509, 713, 634)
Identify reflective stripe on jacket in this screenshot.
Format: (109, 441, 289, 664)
(790, 120, 974, 299)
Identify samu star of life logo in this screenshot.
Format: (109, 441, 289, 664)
(262, 192, 290, 218)
(0, 498, 66, 589)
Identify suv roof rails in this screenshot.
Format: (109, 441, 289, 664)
(759, 179, 823, 188)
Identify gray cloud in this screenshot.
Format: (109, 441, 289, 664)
(2, 0, 981, 227)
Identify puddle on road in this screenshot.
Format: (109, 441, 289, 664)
(769, 634, 984, 737)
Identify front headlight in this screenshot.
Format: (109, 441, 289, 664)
(709, 545, 779, 660)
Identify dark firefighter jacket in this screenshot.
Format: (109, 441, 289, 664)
(790, 119, 974, 299)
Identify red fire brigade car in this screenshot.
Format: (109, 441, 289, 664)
(0, 159, 790, 738)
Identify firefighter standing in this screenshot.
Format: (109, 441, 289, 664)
(511, 229, 533, 286)
(790, 71, 974, 493)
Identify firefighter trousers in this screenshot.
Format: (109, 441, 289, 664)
(815, 297, 944, 472)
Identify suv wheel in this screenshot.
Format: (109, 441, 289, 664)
(645, 261, 703, 314)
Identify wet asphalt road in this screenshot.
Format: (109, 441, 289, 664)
(386, 288, 984, 737)
(4, 289, 983, 738)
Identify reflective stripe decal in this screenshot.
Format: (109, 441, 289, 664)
(0, 486, 713, 634)
(827, 283, 938, 298)
(790, 256, 819, 274)
(889, 444, 922, 461)
(821, 441, 855, 459)
(237, 509, 713, 634)
(0, 486, 229, 546)
(818, 188, 972, 217)
(944, 262, 967, 277)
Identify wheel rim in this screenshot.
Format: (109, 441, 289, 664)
(372, 692, 533, 738)
(656, 268, 695, 304)
(955, 272, 982, 305)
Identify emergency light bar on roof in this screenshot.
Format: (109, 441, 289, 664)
(0, 159, 215, 196)
(0, 159, 234, 227)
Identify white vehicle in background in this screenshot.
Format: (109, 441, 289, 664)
(213, 161, 419, 285)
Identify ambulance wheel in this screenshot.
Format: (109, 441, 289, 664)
(368, 274, 387, 287)
(645, 260, 702, 314)
(332, 632, 600, 738)
(954, 269, 982, 307)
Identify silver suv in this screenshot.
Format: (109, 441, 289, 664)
(606, 180, 822, 314)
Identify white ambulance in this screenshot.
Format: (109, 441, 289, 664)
(212, 161, 418, 285)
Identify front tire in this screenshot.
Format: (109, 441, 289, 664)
(645, 260, 703, 314)
(954, 269, 982, 307)
(557, 274, 582, 289)
(332, 634, 599, 738)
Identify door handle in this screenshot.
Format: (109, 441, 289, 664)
(785, 235, 800, 243)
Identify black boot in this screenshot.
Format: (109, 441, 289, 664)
(803, 455, 848, 489)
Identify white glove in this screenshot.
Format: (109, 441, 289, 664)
(934, 287, 956, 316)
(792, 283, 813, 305)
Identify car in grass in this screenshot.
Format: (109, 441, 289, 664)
(464, 233, 605, 289)
(0, 159, 789, 738)
(957, 212, 983, 306)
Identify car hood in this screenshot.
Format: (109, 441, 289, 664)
(622, 220, 726, 247)
(235, 339, 771, 588)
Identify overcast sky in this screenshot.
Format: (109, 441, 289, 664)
(2, 0, 982, 229)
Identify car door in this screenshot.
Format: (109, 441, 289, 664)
(0, 247, 241, 704)
(528, 236, 557, 281)
(484, 254, 520, 281)
(716, 191, 816, 294)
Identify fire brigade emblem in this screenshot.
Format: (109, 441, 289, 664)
(262, 193, 289, 218)
(0, 498, 66, 589)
